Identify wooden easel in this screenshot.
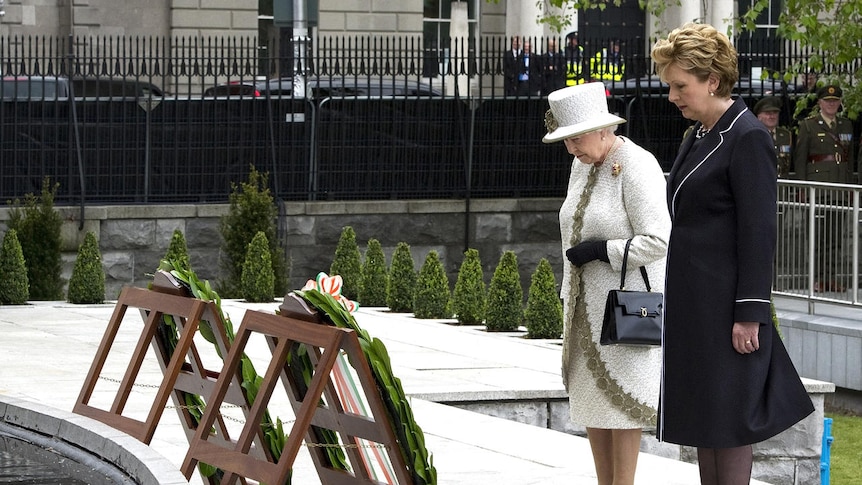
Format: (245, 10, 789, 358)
(180, 294, 415, 485)
(73, 271, 270, 483)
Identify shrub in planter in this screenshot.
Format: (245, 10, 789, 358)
(219, 166, 288, 298)
(0, 229, 29, 304)
(523, 258, 563, 339)
(485, 251, 523, 332)
(359, 238, 388, 307)
(67, 231, 105, 304)
(163, 229, 191, 271)
(387, 242, 417, 313)
(241, 231, 275, 303)
(451, 248, 486, 325)
(413, 250, 451, 319)
(7, 178, 63, 300)
(330, 226, 362, 301)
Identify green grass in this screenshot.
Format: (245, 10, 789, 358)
(826, 413, 862, 484)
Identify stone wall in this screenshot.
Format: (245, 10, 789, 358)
(441, 378, 833, 485)
(0, 199, 566, 300)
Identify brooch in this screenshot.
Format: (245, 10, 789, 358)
(611, 161, 622, 176)
(544, 109, 558, 133)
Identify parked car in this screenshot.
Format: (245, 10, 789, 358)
(202, 76, 441, 99)
(605, 74, 797, 99)
(1, 75, 166, 100)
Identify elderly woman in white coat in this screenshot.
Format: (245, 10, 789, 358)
(544, 82, 670, 485)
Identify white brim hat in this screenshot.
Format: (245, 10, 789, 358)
(542, 82, 625, 143)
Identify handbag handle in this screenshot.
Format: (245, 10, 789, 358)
(619, 238, 652, 291)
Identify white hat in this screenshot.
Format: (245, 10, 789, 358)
(542, 82, 625, 143)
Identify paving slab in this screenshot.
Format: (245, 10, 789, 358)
(0, 298, 777, 484)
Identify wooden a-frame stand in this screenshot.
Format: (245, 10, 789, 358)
(180, 294, 415, 485)
(73, 272, 271, 484)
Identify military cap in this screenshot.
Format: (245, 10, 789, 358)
(753, 96, 782, 115)
(817, 84, 842, 100)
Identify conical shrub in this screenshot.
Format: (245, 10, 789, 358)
(219, 166, 288, 298)
(523, 258, 563, 339)
(451, 248, 486, 325)
(387, 242, 416, 313)
(359, 238, 388, 307)
(163, 229, 191, 272)
(485, 251, 523, 332)
(0, 229, 29, 304)
(241, 231, 275, 303)
(67, 231, 105, 304)
(7, 178, 63, 300)
(413, 250, 451, 319)
(330, 226, 362, 301)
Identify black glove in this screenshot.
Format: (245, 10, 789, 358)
(565, 240, 609, 267)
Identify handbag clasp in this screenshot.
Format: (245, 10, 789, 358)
(640, 307, 648, 318)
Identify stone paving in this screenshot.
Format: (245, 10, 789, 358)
(0, 298, 779, 484)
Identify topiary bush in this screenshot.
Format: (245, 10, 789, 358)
(67, 231, 105, 304)
(241, 231, 275, 303)
(359, 238, 388, 307)
(413, 250, 452, 319)
(163, 229, 191, 272)
(219, 166, 288, 298)
(523, 258, 563, 339)
(6, 178, 63, 300)
(330, 226, 362, 301)
(387, 242, 416, 313)
(485, 251, 523, 332)
(0, 229, 29, 304)
(451, 248, 486, 325)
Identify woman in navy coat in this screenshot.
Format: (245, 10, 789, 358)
(651, 23, 813, 484)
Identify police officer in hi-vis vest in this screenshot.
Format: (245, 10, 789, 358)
(564, 32, 586, 86)
(754, 96, 792, 178)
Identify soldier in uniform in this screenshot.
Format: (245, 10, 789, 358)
(794, 84, 854, 183)
(793, 84, 855, 292)
(754, 96, 792, 178)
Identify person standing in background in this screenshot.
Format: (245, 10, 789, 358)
(516, 39, 540, 97)
(541, 37, 566, 95)
(794, 85, 854, 183)
(503, 36, 521, 96)
(754, 96, 793, 178)
(651, 23, 814, 485)
(565, 32, 587, 86)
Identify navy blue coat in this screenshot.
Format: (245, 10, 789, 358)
(658, 98, 814, 448)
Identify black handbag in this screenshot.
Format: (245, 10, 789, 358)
(600, 238, 663, 346)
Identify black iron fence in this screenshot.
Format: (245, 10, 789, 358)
(0, 34, 854, 205)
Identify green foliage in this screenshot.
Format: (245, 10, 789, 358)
(741, 0, 862, 119)
(67, 232, 105, 304)
(7, 178, 63, 300)
(387, 242, 417, 313)
(485, 251, 523, 332)
(827, 412, 862, 484)
(330, 226, 363, 301)
(523, 258, 563, 339)
(219, 166, 288, 298)
(163, 229, 191, 272)
(451, 248, 486, 325)
(413, 250, 452, 319)
(299, 289, 437, 485)
(0, 229, 29, 304)
(359, 238, 388, 307)
(241, 231, 275, 303)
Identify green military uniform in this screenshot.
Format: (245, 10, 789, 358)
(794, 87, 854, 183)
(753, 96, 793, 178)
(792, 84, 853, 292)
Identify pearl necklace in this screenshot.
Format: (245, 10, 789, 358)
(695, 125, 710, 139)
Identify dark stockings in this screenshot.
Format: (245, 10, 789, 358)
(697, 446, 753, 485)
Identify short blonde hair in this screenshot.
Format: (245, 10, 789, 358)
(650, 23, 738, 98)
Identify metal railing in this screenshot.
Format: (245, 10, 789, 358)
(1, 34, 860, 206)
(776, 179, 862, 313)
